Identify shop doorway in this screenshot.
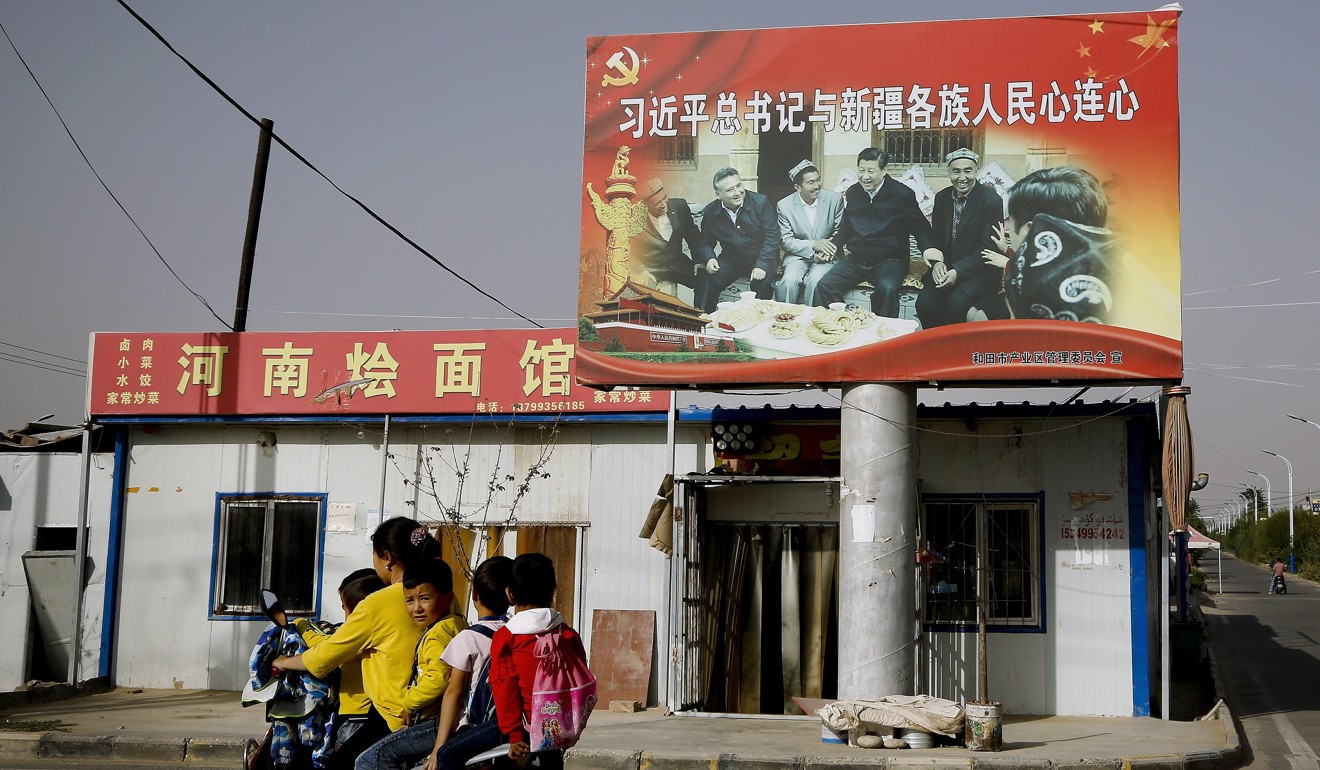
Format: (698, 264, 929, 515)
(673, 477, 839, 714)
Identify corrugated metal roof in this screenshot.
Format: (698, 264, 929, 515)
(0, 422, 101, 451)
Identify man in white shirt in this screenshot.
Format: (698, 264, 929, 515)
(775, 160, 844, 306)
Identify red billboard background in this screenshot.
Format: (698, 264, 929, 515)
(576, 11, 1182, 388)
(88, 330, 670, 417)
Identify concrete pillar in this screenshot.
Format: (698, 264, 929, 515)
(837, 382, 917, 699)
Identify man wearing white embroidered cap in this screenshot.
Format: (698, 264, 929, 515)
(914, 147, 1007, 328)
(774, 160, 844, 307)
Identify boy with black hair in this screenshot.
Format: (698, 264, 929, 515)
(490, 553, 590, 770)
(418, 555, 514, 770)
(340, 569, 386, 616)
(1001, 166, 1117, 324)
(332, 570, 386, 750)
(355, 559, 466, 770)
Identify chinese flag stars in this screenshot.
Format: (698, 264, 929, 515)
(1129, 15, 1175, 58)
(1081, 19, 1101, 80)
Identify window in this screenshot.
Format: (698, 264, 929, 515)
(921, 497, 1041, 629)
(875, 127, 983, 169)
(649, 135, 697, 168)
(212, 494, 325, 617)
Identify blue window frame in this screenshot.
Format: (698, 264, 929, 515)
(921, 493, 1045, 631)
(210, 492, 326, 619)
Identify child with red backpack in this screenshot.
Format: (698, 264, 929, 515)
(489, 553, 596, 768)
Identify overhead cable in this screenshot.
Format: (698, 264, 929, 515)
(115, 0, 543, 329)
(0, 19, 232, 330)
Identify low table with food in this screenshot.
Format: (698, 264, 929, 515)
(704, 294, 920, 360)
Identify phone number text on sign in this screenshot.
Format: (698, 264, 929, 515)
(1062, 526, 1126, 540)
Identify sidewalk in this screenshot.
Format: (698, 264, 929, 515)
(0, 687, 1241, 770)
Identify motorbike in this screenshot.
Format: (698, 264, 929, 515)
(1271, 573, 1288, 595)
(243, 590, 338, 770)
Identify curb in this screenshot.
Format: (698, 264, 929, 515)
(0, 677, 113, 712)
(0, 735, 1244, 770)
(1202, 636, 1244, 770)
(561, 747, 1243, 770)
(0, 731, 246, 764)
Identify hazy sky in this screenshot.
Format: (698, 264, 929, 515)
(2, 1, 1317, 518)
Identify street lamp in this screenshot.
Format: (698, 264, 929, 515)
(1240, 483, 1258, 524)
(1263, 450, 1295, 573)
(1248, 470, 1271, 523)
(1287, 414, 1320, 434)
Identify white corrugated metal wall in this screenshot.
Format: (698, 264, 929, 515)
(116, 424, 383, 689)
(0, 452, 113, 690)
(580, 423, 707, 705)
(112, 419, 689, 691)
(105, 412, 1148, 714)
(917, 417, 1140, 716)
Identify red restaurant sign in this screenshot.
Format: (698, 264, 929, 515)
(88, 330, 670, 417)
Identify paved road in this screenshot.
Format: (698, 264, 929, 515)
(1200, 552, 1320, 770)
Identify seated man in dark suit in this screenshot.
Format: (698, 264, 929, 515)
(915, 148, 1008, 328)
(630, 178, 704, 291)
(693, 167, 780, 312)
(814, 148, 943, 317)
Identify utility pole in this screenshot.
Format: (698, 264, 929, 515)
(233, 117, 275, 332)
(838, 383, 916, 700)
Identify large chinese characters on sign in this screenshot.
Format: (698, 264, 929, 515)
(575, 12, 1181, 387)
(88, 330, 669, 416)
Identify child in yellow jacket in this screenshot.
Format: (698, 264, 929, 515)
(356, 559, 466, 770)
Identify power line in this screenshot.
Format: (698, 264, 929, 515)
(0, 340, 86, 365)
(0, 18, 232, 331)
(1185, 267, 1320, 297)
(0, 349, 83, 375)
(1185, 369, 1310, 389)
(0, 352, 85, 378)
(1186, 299, 1320, 311)
(821, 389, 1157, 440)
(115, 0, 543, 330)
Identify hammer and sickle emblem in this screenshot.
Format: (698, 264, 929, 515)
(601, 46, 640, 87)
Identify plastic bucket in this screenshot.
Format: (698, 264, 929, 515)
(964, 701, 1003, 751)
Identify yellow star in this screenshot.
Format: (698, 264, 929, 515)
(1085, 67, 1097, 78)
(1128, 14, 1175, 58)
(1089, 20, 1105, 34)
(1076, 43, 1092, 58)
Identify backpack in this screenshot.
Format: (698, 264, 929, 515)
(464, 623, 498, 726)
(528, 627, 597, 752)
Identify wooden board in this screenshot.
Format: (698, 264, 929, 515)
(590, 609, 655, 706)
(791, 696, 838, 716)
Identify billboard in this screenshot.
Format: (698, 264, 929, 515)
(88, 330, 670, 417)
(575, 11, 1181, 387)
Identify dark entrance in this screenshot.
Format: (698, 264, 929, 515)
(756, 126, 813, 209)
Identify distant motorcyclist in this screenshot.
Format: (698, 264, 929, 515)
(1268, 558, 1287, 594)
